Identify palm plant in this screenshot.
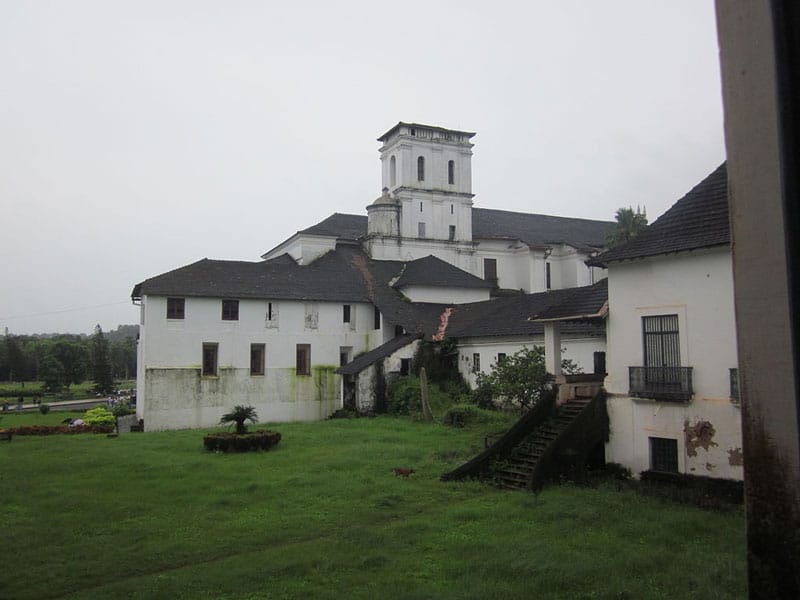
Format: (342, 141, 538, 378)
(219, 405, 258, 434)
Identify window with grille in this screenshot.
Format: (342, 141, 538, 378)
(472, 353, 481, 373)
(643, 315, 680, 367)
(649, 437, 679, 473)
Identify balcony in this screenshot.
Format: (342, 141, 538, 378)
(730, 368, 739, 403)
(628, 366, 693, 402)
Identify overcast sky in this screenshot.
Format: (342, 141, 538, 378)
(0, 1, 725, 335)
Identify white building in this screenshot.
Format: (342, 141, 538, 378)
(590, 164, 743, 480)
(133, 122, 615, 431)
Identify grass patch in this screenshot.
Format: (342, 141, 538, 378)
(0, 417, 746, 599)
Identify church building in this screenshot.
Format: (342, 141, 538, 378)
(132, 122, 614, 431)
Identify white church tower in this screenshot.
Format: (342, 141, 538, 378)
(365, 122, 477, 270)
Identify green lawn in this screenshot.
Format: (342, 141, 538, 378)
(0, 416, 746, 599)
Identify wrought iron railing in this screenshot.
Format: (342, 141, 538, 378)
(730, 368, 739, 403)
(628, 366, 693, 402)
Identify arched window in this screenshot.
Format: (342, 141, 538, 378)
(390, 155, 396, 187)
(417, 156, 425, 182)
(448, 160, 455, 184)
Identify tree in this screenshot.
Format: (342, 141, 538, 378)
(219, 405, 259, 434)
(474, 346, 553, 411)
(606, 206, 648, 247)
(48, 339, 88, 391)
(91, 325, 115, 394)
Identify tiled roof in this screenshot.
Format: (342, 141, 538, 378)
(392, 256, 493, 289)
(589, 163, 729, 267)
(281, 208, 613, 252)
(530, 279, 608, 321)
(443, 280, 608, 339)
(299, 213, 368, 239)
(472, 208, 614, 251)
(336, 334, 420, 375)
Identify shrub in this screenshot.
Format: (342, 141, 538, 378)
(219, 405, 258, 434)
(443, 403, 510, 427)
(387, 376, 421, 415)
(203, 430, 282, 452)
(111, 403, 133, 417)
(8, 424, 113, 436)
(39, 403, 50, 415)
(83, 406, 116, 427)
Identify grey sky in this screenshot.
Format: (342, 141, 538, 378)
(0, 1, 725, 335)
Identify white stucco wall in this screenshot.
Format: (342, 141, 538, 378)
(397, 285, 490, 304)
(603, 247, 742, 480)
(137, 296, 383, 430)
(455, 335, 606, 389)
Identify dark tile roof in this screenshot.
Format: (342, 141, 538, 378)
(336, 334, 420, 375)
(299, 213, 368, 239)
(132, 247, 481, 339)
(443, 281, 608, 339)
(279, 208, 613, 252)
(589, 163, 729, 267)
(472, 208, 614, 251)
(393, 255, 493, 289)
(132, 251, 370, 303)
(530, 279, 608, 321)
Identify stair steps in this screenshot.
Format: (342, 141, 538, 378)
(490, 400, 591, 490)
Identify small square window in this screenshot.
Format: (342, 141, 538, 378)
(222, 299, 239, 321)
(202, 343, 218, 377)
(343, 304, 351, 323)
(296, 344, 311, 376)
(649, 437, 679, 473)
(167, 297, 185, 320)
(250, 344, 265, 376)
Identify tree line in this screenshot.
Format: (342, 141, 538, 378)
(0, 325, 137, 393)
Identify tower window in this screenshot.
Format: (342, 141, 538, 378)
(448, 160, 455, 184)
(418, 222, 426, 238)
(417, 156, 425, 181)
(390, 155, 396, 187)
(449, 225, 456, 241)
(420, 201, 423, 212)
(546, 263, 552, 290)
(450, 204, 454, 214)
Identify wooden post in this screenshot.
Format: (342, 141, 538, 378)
(419, 367, 433, 421)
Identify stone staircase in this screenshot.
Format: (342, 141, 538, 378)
(441, 391, 608, 492)
(491, 398, 591, 490)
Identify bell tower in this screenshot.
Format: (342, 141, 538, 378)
(374, 122, 475, 244)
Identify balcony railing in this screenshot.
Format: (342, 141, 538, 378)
(628, 366, 693, 402)
(730, 368, 739, 403)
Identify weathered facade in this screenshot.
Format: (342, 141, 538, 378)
(590, 164, 743, 480)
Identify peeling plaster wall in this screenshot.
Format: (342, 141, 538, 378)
(605, 396, 743, 479)
(456, 335, 606, 388)
(603, 247, 742, 480)
(352, 339, 420, 412)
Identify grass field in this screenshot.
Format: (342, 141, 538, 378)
(0, 415, 746, 599)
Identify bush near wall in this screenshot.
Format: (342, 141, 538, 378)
(203, 431, 282, 453)
(5, 424, 114, 436)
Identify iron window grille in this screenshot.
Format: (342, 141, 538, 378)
(730, 368, 739, 403)
(649, 437, 679, 473)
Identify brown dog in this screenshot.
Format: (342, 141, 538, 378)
(392, 467, 416, 478)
